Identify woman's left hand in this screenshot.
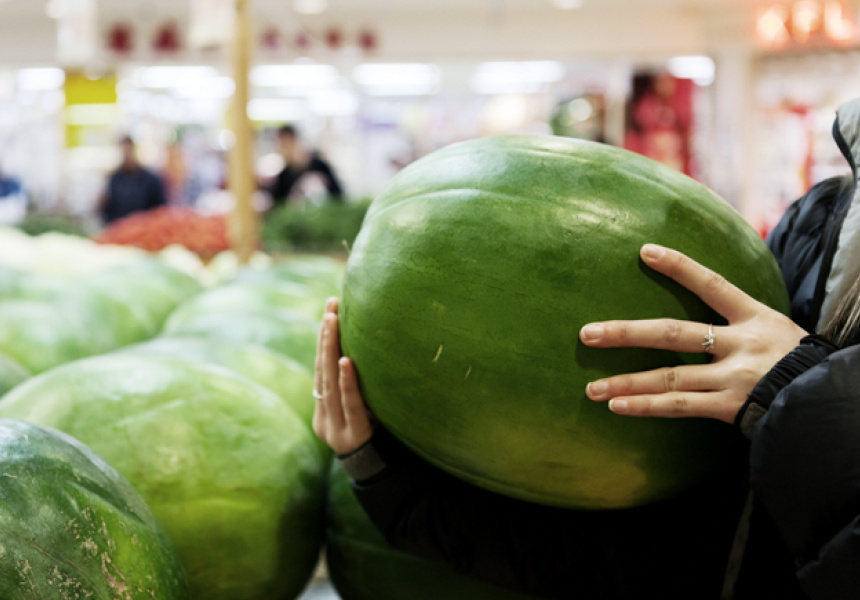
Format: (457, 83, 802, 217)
(579, 244, 808, 423)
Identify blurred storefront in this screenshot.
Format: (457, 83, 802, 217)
(0, 0, 857, 232)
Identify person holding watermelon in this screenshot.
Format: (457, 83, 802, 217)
(314, 98, 860, 599)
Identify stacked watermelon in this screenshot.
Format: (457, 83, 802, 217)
(0, 253, 344, 599)
(0, 260, 201, 375)
(0, 419, 190, 599)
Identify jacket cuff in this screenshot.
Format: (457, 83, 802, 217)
(337, 438, 388, 482)
(735, 335, 838, 439)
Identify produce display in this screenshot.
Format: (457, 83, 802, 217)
(326, 464, 539, 600)
(94, 206, 231, 257)
(0, 355, 328, 600)
(120, 336, 317, 425)
(0, 260, 201, 373)
(161, 273, 334, 370)
(0, 419, 189, 599)
(0, 351, 30, 397)
(341, 135, 791, 509)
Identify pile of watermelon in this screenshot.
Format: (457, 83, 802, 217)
(0, 247, 343, 600)
(0, 135, 793, 600)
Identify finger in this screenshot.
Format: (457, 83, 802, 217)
(586, 363, 723, 401)
(315, 297, 339, 395)
(606, 390, 738, 422)
(339, 358, 373, 445)
(640, 244, 757, 322)
(580, 319, 726, 356)
(320, 313, 345, 429)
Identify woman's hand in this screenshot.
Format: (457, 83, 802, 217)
(579, 244, 807, 423)
(312, 298, 374, 455)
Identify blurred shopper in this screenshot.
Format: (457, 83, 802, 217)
(312, 97, 860, 599)
(266, 124, 344, 205)
(0, 166, 26, 225)
(99, 135, 167, 225)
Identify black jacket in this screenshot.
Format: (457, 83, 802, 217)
(735, 98, 860, 599)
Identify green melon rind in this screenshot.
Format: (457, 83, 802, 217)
(341, 135, 790, 509)
(0, 418, 189, 600)
(0, 355, 326, 600)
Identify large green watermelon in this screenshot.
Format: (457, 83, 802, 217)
(0, 355, 326, 600)
(341, 135, 790, 509)
(0, 419, 189, 599)
(326, 463, 539, 600)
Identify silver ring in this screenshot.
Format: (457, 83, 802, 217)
(312, 389, 324, 400)
(701, 324, 715, 353)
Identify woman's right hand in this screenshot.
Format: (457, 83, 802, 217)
(312, 298, 374, 456)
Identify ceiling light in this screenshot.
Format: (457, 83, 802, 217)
(550, 0, 584, 9)
(133, 66, 220, 89)
(471, 61, 566, 94)
(667, 55, 715, 86)
(353, 63, 441, 96)
(17, 68, 66, 91)
(293, 0, 328, 15)
(247, 98, 305, 122)
(251, 64, 339, 92)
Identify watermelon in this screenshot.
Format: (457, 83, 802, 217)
(167, 280, 325, 324)
(341, 135, 790, 509)
(162, 308, 320, 370)
(81, 260, 203, 339)
(0, 352, 29, 397)
(230, 256, 344, 297)
(0, 269, 155, 370)
(120, 336, 318, 425)
(0, 419, 189, 599)
(326, 463, 539, 600)
(0, 355, 327, 600)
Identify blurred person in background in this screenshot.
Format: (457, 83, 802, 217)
(0, 164, 26, 225)
(266, 124, 344, 205)
(99, 135, 167, 225)
(312, 97, 860, 599)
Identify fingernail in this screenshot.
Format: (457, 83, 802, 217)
(338, 357, 349, 371)
(580, 324, 604, 343)
(609, 399, 628, 414)
(641, 244, 665, 261)
(586, 381, 608, 399)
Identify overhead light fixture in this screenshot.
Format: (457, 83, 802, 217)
(17, 68, 66, 91)
(251, 64, 340, 93)
(64, 103, 119, 125)
(550, 0, 584, 8)
(133, 66, 220, 89)
(667, 55, 715, 86)
(471, 61, 566, 95)
(172, 76, 235, 99)
(293, 0, 328, 15)
(353, 63, 441, 96)
(247, 98, 305, 122)
(44, 0, 66, 19)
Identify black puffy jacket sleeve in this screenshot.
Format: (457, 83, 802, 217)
(347, 425, 751, 600)
(750, 343, 860, 600)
